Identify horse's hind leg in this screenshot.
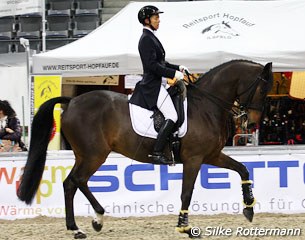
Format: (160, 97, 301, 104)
(76, 176, 105, 232)
(64, 155, 108, 239)
(212, 152, 255, 222)
(176, 158, 202, 238)
(63, 169, 86, 238)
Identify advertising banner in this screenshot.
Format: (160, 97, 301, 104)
(62, 76, 119, 85)
(31, 75, 62, 150)
(0, 0, 42, 17)
(1, 152, 305, 220)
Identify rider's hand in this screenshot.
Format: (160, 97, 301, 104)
(174, 70, 184, 81)
(5, 128, 14, 133)
(179, 65, 190, 74)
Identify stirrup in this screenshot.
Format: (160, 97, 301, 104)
(148, 152, 173, 165)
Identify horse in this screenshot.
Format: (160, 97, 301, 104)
(17, 60, 273, 239)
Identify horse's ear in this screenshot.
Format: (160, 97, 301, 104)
(261, 62, 272, 77)
(263, 62, 272, 73)
(262, 62, 274, 91)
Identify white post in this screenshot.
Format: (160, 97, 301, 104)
(41, 0, 46, 52)
(19, 38, 32, 144)
(21, 96, 26, 145)
(255, 128, 259, 146)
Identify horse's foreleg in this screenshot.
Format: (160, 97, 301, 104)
(176, 160, 202, 238)
(213, 152, 255, 222)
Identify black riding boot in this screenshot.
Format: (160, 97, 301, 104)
(150, 119, 175, 165)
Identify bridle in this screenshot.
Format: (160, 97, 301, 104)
(185, 71, 269, 119)
(236, 76, 268, 111)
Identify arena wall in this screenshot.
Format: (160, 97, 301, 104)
(1, 146, 305, 220)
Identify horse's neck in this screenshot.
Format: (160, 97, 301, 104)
(200, 70, 239, 104)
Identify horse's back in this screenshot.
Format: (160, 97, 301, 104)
(61, 90, 130, 152)
(71, 90, 126, 108)
(69, 90, 127, 115)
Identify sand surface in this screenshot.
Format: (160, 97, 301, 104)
(0, 213, 304, 240)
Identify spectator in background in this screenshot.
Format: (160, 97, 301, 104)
(0, 100, 27, 151)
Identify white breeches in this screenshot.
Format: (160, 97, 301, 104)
(157, 85, 178, 123)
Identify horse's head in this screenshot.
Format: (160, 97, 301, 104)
(237, 62, 273, 124)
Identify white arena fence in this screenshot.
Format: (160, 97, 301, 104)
(1, 146, 305, 220)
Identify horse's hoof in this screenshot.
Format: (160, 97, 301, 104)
(176, 226, 202, 238)
(73, 230, 87, 239)
(92, 219, 103, 232)
(243, 207, 254, 222)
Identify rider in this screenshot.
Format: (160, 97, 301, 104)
(129, 5, 189, 165)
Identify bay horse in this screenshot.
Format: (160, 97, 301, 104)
(17, 60, 273, 238)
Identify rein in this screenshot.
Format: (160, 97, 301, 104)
(184, 71, 267, 118)
(185, 72, 235, 114)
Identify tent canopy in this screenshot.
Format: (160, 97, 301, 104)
(32, 0, 305, 77)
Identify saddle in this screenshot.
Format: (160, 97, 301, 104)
(151, 81, 186, 163)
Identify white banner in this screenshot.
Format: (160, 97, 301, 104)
(0, 0, 42, 17)
(33, 0, 305, 76)
(1, 152, 305, 220)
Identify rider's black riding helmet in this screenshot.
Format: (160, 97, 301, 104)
(138, 5, 164, 25)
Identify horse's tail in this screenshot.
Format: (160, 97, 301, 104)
(17, 96, 71, 204)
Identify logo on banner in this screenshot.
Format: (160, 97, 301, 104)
(40, 85, 53, 100)
(182, 12, 255, 40)
(202, 21, 239, 39)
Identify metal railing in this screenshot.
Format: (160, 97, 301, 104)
(233, 129, 259, 146)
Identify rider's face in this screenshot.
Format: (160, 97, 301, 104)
(145, 14, 160, 30)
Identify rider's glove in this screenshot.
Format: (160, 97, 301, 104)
(174, 70, 184, 81)
(179, 65, 190, 74)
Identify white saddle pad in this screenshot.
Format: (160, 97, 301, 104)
(128, 96, 188, 139)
